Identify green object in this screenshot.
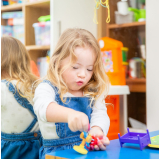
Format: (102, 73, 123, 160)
(121, 47, 128, 63)
(148, 135, 159, 148)
(38, 15, 50, 22)
(128, 8, 146, 21)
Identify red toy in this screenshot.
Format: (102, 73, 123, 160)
(86, 136, 103, 151)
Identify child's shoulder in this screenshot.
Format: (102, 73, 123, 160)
(36, 80, 57, 93)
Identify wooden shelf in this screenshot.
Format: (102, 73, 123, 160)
(126, 78, 146, 92)
(25, 0, 50, 8)
(1, 0, 50, 12)
(26, 45, 50, 50)
(108, 21, 146, 29)
(1, 3, 23, 12)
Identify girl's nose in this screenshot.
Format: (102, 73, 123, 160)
(78, 70, 86, 78)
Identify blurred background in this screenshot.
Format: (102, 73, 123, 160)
(1, 0, 159, 140)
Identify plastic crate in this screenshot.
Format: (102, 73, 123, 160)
(105, 95, 120, 140)
(33, 21, 50, 46)
(115, 11, 134, 24)
(13, 25, 24, 44)
(1, 25, 13, 36)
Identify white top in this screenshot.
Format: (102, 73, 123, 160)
(1, 80, 39, 133)
(33, 83, 110, 139)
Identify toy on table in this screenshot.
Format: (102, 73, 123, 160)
(73, 131, 92, 154)
(73, 124, 104, 154)
(148, 135, 159, 148)
(73, 124, 92, 154)
(85, 136, 103, 151)
(118, 128, 151, 151)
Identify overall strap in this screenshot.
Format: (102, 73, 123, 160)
(1, 79, 38, 133)
(42, 80, 60, 102)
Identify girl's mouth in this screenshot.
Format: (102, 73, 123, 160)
(76, 81, 83, 86)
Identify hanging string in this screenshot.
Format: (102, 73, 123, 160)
(93, 0, 110, 24)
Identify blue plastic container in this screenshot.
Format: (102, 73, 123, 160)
(32, 21, 50, 46)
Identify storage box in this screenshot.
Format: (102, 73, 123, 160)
(115, 11, 134, 24)
(13, 25, 24, 44)
(1, 25, 13, 36)
(33, 21, 50, 46)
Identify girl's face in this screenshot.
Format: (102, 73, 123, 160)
(61, 46, 96, 95)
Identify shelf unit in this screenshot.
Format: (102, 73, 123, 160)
(104, 0, 146, 92)
(126, 78, 146, 92)
(1, 0, 50, 63)
(102, 0, 147, 128)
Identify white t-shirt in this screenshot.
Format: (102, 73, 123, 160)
(1, 80, 39, 133)
(33, 82, 110, 139)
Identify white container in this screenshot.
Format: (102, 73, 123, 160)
(117, 0, 129, 15)
(115, 11, 133, 24)
(129, 117, 147, 130)
(33, 21, 50, 46)
(140, 44, 146, 59)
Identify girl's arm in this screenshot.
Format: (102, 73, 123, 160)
(33, 83, 89, 132)
(90, 94, 110, 136)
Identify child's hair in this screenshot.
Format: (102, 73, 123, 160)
(1, 36, 37, 100)
(47, 28, 110, 106)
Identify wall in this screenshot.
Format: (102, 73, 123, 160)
(50, 0, 97, 54)
(146, 0, 159, 131)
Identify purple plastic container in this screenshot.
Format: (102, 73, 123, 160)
(118, 128, 151, 150)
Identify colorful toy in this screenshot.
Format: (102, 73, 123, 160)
(98, 37, 126, 85)
(73, 124, 104, 154)
(148, 135, 159, 148)
(86, 136, 103, 151)
(118, 128, 151, 151)
(73, 131, 92, 154)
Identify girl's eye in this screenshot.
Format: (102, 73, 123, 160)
(87, 69, 93, 71)
(72, 67, 78, 69)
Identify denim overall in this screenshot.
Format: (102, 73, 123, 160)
(39, 80, 92, 159)
(1, 80, 42, 159)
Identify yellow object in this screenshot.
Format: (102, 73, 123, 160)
(73, 132, 92, 155)
(93, 0, 110, 24)
(148, 135, 159, 148)
(73, 145, 88, 154)
(121, 47, 129, 52)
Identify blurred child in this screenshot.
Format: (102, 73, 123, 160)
(1, 36, 42, 159)
(33, 28, 110, 159)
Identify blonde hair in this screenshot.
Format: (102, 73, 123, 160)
(1, 36, 37, 100)
(47, 28, 110, 106)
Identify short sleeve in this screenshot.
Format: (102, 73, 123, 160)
(33, 83, 57, 122)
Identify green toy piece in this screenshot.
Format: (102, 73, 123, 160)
(148, 135, 159, 148)
(38, 15, 50, 22)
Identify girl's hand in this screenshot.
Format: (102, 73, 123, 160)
(67, 111, 89, 132)
(89, 126, 110, 150)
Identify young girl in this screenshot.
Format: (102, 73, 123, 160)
(1, 36, 42, 159)
(33, 28, 110, 159)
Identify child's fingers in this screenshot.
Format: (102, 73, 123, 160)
(81, 118, 89, 132)
(98, 142, 107, 150)
(77, 120, 83, 132)
(94, 145, 100, 150)
(101, 137, 110, 146)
